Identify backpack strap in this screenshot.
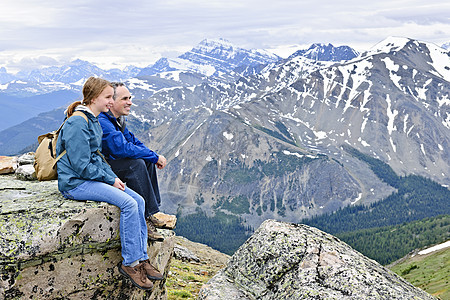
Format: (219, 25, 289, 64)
(52, 111, 89, 167)
(53, 111, 109, 167)
(97, 149, 110, 165)
(72, 111, 89, 122)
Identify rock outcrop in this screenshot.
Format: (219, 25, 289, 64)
(0, 174, 174, 299)
(198, 219, 436, 300)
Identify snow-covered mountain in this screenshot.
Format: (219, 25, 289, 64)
(138, 38, 281, 80)
(120, 36, 449, 229)
(0, 60, 140, 98)
(0, 67, 15, 84)
(288, 43, 359, 61)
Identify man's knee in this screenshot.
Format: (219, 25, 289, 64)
(128, 158, 146, 171)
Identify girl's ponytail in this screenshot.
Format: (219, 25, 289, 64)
(66, 101, 82, 117)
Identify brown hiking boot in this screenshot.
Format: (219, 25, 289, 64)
(146, 218, 164, 242)
(147, 214, 165, 228)
(119, 263, 153, 290)
(153, 212, 177, 229)
(141, 259, 164, 280)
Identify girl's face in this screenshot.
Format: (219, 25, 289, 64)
(90, 86, 114, 116)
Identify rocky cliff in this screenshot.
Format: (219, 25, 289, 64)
(198, 219, 436, 300)
(0, 173, 175, 300)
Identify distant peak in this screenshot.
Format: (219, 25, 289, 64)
(198, 38, 235, 48)
(70, 59, 91, 66)
(288, 43, 358, 61)
(369, 36, 412, 52)
(309, 43, 333, 49)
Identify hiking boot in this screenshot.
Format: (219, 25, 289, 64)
(147, 214, 165, 228)
(153, 212, 177, 229)
(119, 263, 153, 290)
(146, 218, 164, 242)
(141, 259, 164, 280)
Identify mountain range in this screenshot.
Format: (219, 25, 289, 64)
(0, 37, 448, 251)
(0, 39, 359, 149)
(129, 36, 449, 231)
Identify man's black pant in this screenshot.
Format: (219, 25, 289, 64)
(108, 158, 161, 218)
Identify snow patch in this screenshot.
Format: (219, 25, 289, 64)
(428, 44, 450, 81)
(282, 150, 304, 158)
(358, 137, 370, 147)
(418, 240, 450, 255)
(386, 94, 398, 135)
(420, 144, 426, 155)
(390, 137, 397, 152)
(437, 94, 450, 107)
(313, 130, 327, 140)
(223, 132, 233, 140)
(351, 193, 362, 205)
(381, 57, 402, 91)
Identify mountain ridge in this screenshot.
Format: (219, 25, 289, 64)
(0, 37, 447, 242)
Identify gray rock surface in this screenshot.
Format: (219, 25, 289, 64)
(198, 219, 436, 300)
(173, 243, 200, 262)
(14, 164, 36, 181)
(0, 174, 174, 299)
(17, 153, 35, 166)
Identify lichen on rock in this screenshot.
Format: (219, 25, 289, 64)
(0, 174, 175, 299)
(198, 219, 436, 300)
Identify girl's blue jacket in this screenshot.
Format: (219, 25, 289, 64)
(56, 107, 117, 192)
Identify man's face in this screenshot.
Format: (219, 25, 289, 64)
(110, 86, 132, 117)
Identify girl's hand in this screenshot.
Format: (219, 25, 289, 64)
(113, 178, 125, 191)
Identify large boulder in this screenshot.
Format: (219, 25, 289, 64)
(0, 174, 174, 299)
(198, 219, 436, 300)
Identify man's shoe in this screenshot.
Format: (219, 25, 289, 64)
(141, 259, 164, 280)
(147, 215, 165, 228)
(119, 263, 153, 290)
(146, 218, 164, 242)
(153, 212, 177, 229)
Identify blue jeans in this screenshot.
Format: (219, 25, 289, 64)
(61, 181, 149, 266)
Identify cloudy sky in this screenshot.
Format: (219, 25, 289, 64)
(1, 0, 449, 73)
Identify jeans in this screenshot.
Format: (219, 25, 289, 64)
(108, 158, 161, 218)
(62, 181, 149, 266)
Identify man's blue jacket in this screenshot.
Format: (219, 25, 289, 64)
(98, 112, 159, 163)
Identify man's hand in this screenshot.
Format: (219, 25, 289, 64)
(113, 177, 125, 191)
(156, 155, 167, 169)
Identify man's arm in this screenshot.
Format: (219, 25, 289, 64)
(99, 114, 159, 163)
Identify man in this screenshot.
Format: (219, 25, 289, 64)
(98, 82, 175, 242)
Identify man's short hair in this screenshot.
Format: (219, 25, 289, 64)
(111, 82, 125, 100)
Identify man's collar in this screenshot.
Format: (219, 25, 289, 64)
(107, 110, 126, 132)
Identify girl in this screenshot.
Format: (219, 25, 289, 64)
(56, 77, 162, 290)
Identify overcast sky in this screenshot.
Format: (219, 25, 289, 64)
(1, 0, 449, 73)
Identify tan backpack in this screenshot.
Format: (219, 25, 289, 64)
(34, 111, 88, 181)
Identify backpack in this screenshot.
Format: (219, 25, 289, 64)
(34, 111, 88, 181)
